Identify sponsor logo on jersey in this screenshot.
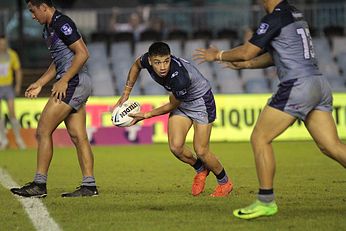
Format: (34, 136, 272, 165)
(61, 23, 73, 36)
(257, 23, 269, 35)
(175, 89, 187, 97)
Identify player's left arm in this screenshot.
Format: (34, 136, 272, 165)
(145, 94, 181, 118)
(51, 38, 89, 101)
(223, 52, 274, 70)
(220, 42, 263, 62)
(128, 94, 181, 125)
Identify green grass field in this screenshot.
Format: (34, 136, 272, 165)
(0, 141, 345, 231)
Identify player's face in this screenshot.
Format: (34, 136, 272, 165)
(0, 38, 7, 53)
(149, 55, 171, 78)
(27, 2, 47, 25)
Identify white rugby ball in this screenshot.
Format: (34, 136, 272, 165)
(111, 100, 141, 127)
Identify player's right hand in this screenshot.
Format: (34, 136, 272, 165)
(25, 82, 42, 98)
(192, 45, 220, 64)
(110, 95, 129, 112)
(128, 112, 146, 126)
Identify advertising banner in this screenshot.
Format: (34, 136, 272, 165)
(2, 93, 346, 146)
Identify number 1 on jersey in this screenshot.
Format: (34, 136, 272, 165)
(296, 28, 315, 59)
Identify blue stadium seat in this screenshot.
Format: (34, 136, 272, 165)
(110, 41, 133, 63)
(325, 75, 346, 92)
(142, 83, 167, 95)
(241, 69, 266, 82)
(244, 78, 270, 93)
(87, 42, 115, 96)
(331, 36, 346, 57)
(336, 52, 346, 76)
(214, 66, 244, 94)
(164, 40, 183, 58)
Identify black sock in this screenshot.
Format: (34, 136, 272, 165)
(215, 168, 228, 184)
(192, 159, 205, 173)
(258, 188, 275, 203)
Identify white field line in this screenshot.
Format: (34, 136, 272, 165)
(0, 168, 61, 231)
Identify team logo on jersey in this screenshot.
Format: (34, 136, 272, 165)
(171, 71, 179, 78)
(61, 23, 73, 35)
(257, 23, 269, 35)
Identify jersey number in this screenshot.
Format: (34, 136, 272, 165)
(296, 28, 315, 59)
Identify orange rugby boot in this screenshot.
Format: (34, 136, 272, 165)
(210, 181, 233, 197)
(191, 169, 210, 196)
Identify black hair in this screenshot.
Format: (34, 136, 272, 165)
(148, 42, 171, 57)
(0, 34, 5, 39)
(25, 0, 53, 7)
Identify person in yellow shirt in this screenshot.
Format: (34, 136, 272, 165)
(0, 34, 26, 149)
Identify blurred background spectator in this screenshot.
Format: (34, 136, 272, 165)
(0, 34, 26, 150)
(109, 11, 147, 41)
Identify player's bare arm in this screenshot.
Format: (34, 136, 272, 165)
(113, 57, 142, 109)
(128, 94, 181, 126)
(14, 67, 23, 96)
(51, 38, 89, 102)
(224, 52, 274, 70)
(25, 62, 57, 98)
(193, 41, 262, 64)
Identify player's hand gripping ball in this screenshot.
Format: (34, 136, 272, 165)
(111, 100, 141, 127)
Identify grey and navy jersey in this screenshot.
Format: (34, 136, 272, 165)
(42, 10, 86, 79)
(140, 53, 211, 101)
(250, 0, 321, 82)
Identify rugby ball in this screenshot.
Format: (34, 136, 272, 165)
(111, 100, 141, 127)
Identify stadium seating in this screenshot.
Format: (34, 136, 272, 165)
(167, 29, 189, 41)
(208, 38, 232, 51)
(331, 36, 346, 57)
(326, 75, 346, 92)
(142, 81, 167, 95)
(5, 2, 345, 97)
(244, 78, 270, 93)
(83, 32, 346, 96)
(87, 42, 116, 96)
(164, 40, 183, 58)
(336, 52, 346, 77)
(213, 64, 244, 94)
